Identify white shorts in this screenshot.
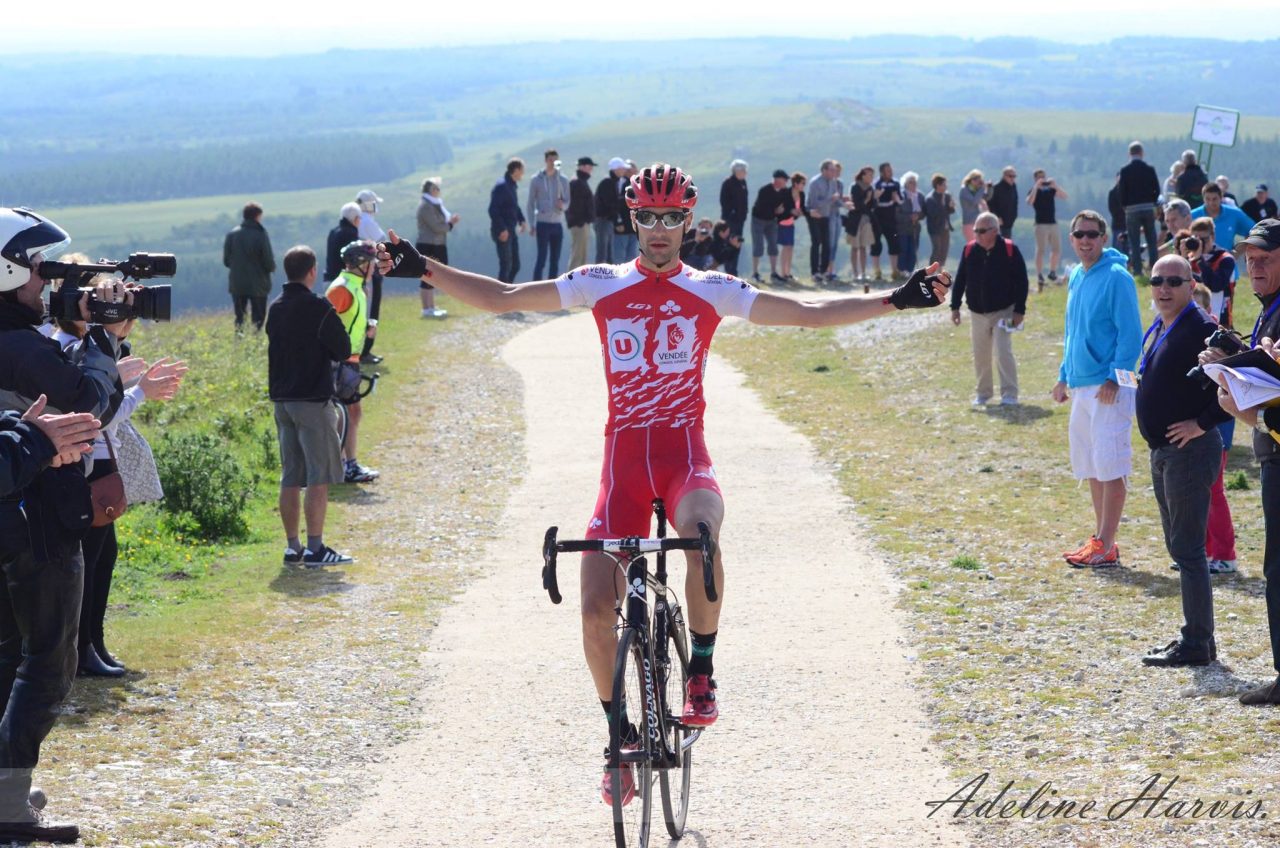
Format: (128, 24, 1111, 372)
(1068, 383, 1135, 482)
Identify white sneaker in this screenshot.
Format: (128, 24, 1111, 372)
(1209, 559, 1238, 574)
(420, 309, 432, 319)
(428, 308, 448, 319)
(972, 396, 990, 407)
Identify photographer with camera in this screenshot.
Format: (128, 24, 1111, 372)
(1183, 218, 1237, 327)
(0, 207, 131, 843)
(1201, 219, 1280, 705)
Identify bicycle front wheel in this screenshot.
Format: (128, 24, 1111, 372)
(659, 601, 692, 839)
(610, 627, 654, 848)
(333, 402, 349, 450)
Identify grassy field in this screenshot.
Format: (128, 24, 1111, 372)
(716, 277, 1278, 845)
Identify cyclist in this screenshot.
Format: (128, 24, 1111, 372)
(326, 240, 380, 484)
(377, 163, 950, 806)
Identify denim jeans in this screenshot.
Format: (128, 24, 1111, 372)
(1125, 206, 1158, 274)
(493, 229, 520, 283)
(593, 219, 613, 264)
(612, 233, 638, 264)
(0, 545, 83, 817)
(897, 226, 919, 272)
(827, 215, 843, 273)
(1150, 429, 1222, 650)
(806, 216, 829, 275)
(1262, 462, 1280, 671)
(533, 221, 564, 279)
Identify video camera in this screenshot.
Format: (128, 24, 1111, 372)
(40, 253, 175, 323)
(1187, 326, 1248, 387)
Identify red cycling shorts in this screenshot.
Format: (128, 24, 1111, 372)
(585, 427, 721, 539)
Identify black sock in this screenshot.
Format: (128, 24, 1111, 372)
(689, 630, 717, 677)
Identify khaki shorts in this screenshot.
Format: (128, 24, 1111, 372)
(275, 400, 344, 487)
(846, 217, 875, 250)
(1035, 223, 1061, 255)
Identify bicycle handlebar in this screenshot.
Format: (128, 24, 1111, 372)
(542, 524, 718, 605)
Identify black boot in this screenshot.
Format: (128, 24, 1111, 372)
(78, 643, 124, 678)
(0, 806, 79, 844)
(93, 639, 123, 671)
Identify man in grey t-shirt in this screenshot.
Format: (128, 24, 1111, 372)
(527, 148, 571, 279)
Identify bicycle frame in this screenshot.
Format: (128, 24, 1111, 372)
(542, 499, 712, 769)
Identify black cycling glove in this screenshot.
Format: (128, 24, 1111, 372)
(887, 267, 947, 310)
(383, 239, 428, 279)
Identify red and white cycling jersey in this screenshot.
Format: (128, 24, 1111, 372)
(555, 260, 759, 433)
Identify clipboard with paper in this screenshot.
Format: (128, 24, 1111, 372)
(1201, 349, 1280, 413)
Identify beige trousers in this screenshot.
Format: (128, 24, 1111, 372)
(569, 225, 590, 270)
(969, 306, 1019, 401)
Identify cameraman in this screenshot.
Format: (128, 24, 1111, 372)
(1203, 219, 1280, 706)
(0, 207, 127, 843)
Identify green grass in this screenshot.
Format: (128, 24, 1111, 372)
(715, 274, 1275, 838)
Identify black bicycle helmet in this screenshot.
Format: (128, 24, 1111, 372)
(340, 239, 378, 269)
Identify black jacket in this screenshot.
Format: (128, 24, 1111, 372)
(568, 169, 594, 229)
(1243, 197, 1279, 223)
(1254, 294, 1280, 464)
(720, 176, 749, 228)
(0, 412, 54, 498)
(594, 174, 617, 222)
(265, 283, 353, 402)
(1108, 184, 1127, 231)
(1176, 165, 1209, 202)
(1118, 158, 1160, 207)
(987, 180, 1019, 229)
(1136, 305, 1230, 449)
(326, 218, 360, 281)
(950, 237, 1028, 315)
(752, 184, 790, 222)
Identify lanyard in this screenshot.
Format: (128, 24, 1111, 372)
(1253, 296, 1280, 346)
(1140, 302, 1196, 375)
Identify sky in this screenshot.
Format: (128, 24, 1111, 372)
(23, 0, 1278, 55)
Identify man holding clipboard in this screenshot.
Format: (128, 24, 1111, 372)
(1200, 219, 1280, 704)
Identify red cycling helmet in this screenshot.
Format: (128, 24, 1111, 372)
(625, 164, 698, 210)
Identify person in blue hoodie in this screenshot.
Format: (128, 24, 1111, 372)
(1052, 210, 1143, 568)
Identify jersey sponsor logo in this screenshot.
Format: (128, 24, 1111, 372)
(654, 316, 697, 373)
(589, 516, 603, 530)
(584, 264, 618, 279)
(606, 317, 648, 373)
(659, 299, 682, 315)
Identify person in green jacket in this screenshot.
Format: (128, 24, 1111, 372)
(223, 201, 277, 331)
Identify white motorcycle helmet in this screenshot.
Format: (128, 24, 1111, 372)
(0, 207, 70, 291)
(356, 189, 382, 214)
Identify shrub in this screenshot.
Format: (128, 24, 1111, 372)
(1226, 470, 1250, 492)
(950, 555, 982, 571)
(155, 432, 255, 541)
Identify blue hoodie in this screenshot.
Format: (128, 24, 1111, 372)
(1058, 247, 1143, 388)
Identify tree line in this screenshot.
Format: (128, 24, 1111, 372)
(2, 132, 451, 207)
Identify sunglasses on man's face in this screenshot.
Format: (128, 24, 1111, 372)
(1071, 229, 1104, 240)
(974, 226, 995, 235)
(1148, 275, 1190, 288)
(634, 210, 689, 229)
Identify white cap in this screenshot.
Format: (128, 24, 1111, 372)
(356, 189, 383, 212)
(608, 157, 627, 171)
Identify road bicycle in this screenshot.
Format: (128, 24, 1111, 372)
(542, 499, 717, 847)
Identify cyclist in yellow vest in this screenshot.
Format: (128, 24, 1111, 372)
(325, 240, 380, 483)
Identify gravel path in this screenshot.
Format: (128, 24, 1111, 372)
(318, 311, 968, 847)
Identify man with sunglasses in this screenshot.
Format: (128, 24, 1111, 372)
(1137, 255, 1230, 668)
(374, 162, 951, 806)
(1202, 219, 1280, 705)
(1053, 210, 1143, 568)
(950, 212, 1027, 406)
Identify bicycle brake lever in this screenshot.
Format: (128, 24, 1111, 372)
(542, 526, 562, 604)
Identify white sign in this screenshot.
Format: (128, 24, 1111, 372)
(1191, 105, 1240, 148)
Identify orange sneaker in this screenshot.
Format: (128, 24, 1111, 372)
(682, 675, 719, 727)
(1063, 536, 1100, 561)
(1068, 543, 1121, 568)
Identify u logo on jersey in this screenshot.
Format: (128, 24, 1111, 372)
(606, 317, 648, 373)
